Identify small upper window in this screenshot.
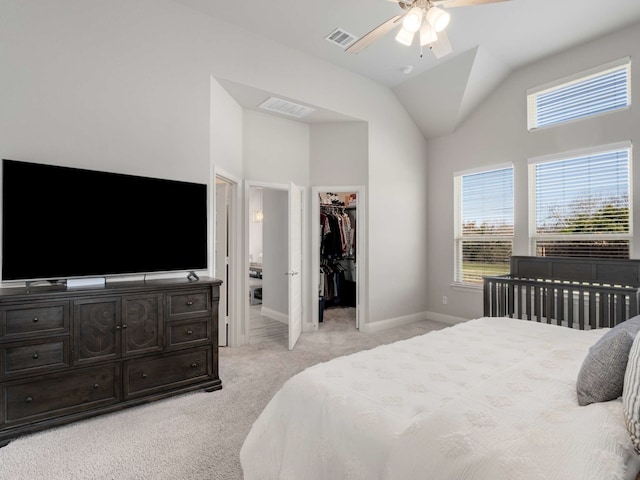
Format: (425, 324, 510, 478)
(527, 57, 631, 131)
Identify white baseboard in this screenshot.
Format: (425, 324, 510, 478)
(360, 311, 470, 333)
(425, 311, 468, 325)
(260, 307, 288, 324)
(360, 311, 429, 333)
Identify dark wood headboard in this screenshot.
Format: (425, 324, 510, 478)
(510, 256, 640, 287)
(484, 256, 640, 329)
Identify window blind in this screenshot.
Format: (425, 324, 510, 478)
(532, 147, 631, 259)
(528, 60, 630, 130)
(455, 166, 513, 285)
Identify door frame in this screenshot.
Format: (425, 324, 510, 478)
(244, 180, 306, 346)
(287, 182, 303, 350)
(214, 168, 241, 347)
(311, 186, 366, 330)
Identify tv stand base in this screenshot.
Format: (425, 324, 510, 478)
(66, 277, 106, 288)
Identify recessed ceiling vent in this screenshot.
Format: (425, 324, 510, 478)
(325, 28, 358, 49)
(258, 97, 315, 119)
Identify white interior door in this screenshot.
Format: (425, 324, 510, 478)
(215, 180, 229, 347)
(288, 182, 303, 350)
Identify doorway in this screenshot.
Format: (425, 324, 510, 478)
(312, 186, 365, 331)
(214, 173, 239, 347)
(248, 186, 286, 345)
(245, 181, 303, 349)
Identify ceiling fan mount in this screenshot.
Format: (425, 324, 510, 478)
(345, 0, 510, 60)
(397, 0, 433, 10)
(397, 0, 415, 10)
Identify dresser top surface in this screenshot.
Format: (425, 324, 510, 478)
(0, 277, 222, 302)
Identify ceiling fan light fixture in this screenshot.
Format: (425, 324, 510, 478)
(429, 29, 453, 58)
(419, 22, 437, 46)
(402, 7, 424, 33)
(426, 6, 450, 32)
(395, 26, 415, 46)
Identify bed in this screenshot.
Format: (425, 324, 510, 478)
(240, 257, 640, 480)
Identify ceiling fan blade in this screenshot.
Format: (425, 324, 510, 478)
(429, 30, 453, 59)
(434, 0, 510, 7)
(345, 14, 403, 54)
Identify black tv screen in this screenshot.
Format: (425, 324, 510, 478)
(2, 159, 208, 282)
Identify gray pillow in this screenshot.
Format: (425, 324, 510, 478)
(623, 333, 640, 453)
(576, 316, 640, 406)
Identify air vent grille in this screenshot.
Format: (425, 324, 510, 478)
(258, 97, 315, 119)
(325, 28, 358, 48)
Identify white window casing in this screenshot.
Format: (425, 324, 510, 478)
(528, 141, 632, 259)
(454, 164, 514, 285)
(527, 57, 631, 131)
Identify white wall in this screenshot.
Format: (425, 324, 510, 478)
(1, 0, 429, 331)
(261, 189, 289, 316)
(368, 123, 429, 323)
(0, 1, 214, 183)
(248, 188, 263, 264)
(243, 111, 310, 185)
(310, 122, 368, 186)
(211, 78, 243, 180)
(426, 21, 640, 321)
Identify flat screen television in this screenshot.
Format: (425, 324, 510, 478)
(2, 159, 208, 283)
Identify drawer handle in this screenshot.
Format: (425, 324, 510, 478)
(32, 317, 39, 323)
(187, 329, 194, 335)
(141, 373, 148, 379)
(191, 363, 198, 368)
(25, 396, 33, 403)
(122, 324, 127, 329)
(93, 383, 100, 389)
(186, 301, 194, 306)
(116, 325, 121, 330)
(32, 352, 39, 359)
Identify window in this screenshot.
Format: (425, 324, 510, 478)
(454, 165, 514, 285)
(530, 143, 632, 259)
(527, 57, 631, 130)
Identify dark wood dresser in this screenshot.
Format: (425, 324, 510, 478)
(0, 276, 222, 446)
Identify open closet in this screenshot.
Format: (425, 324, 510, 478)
(319, 192, 357, 326)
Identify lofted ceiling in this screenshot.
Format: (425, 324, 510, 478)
(175, 0, 640, 138)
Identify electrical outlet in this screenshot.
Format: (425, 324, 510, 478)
(442, 296, 448, 305)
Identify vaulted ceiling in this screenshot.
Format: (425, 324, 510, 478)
(175, 0, 640, 139)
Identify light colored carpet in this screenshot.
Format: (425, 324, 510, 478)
(0, 308, 448, 480)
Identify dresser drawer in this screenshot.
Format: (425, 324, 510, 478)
(2, 337, 70, 377)
(124, 348, 211, 398)
(4, 365, 119, 425)
(2, 302, 69, 338)
(167, 290, 210, 318)
(167, 318, 210, 348)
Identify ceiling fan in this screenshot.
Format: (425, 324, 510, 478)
(345, 0, 510, 59)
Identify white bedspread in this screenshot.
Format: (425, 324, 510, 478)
(240, 317, 640, 480)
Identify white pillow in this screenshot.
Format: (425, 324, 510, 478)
(623, 332, 640, 454)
